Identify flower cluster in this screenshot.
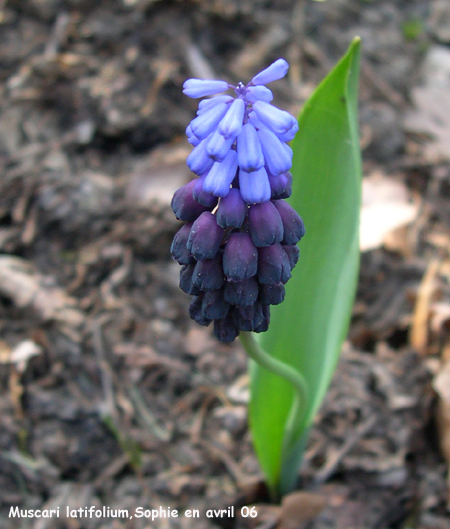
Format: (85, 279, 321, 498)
(170, 59, 305, 342)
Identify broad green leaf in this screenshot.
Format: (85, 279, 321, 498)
(249, 38, 362, 498)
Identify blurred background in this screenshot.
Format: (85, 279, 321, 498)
(1, 0, 450, 527)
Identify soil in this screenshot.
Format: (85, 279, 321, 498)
(1, 1, 450, 528)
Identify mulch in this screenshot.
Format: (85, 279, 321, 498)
(0, 1, 449, 528)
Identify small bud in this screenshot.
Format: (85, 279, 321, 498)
(171, 180, 211, 221)
(202, 290, 230, 320)
(248, 201, 284, 247)
(233, 301, 268, 332)
(192, 256, 225, 291)
(257, 243, 291, 285)
(180, 264, 201, 295)
(203, 149, 238, 197)
(282, 244, 300, 269)
(277, 120, 299, 142)
(170, 223, 195, 264)
(206, 130, 234, 162)
(186, 124, 201, 146)
(224, 277, 259, 307)
(197, 95, 233, 113)
(186, 136, 215, 175)
(252, 100, 297, 136)
(216, 188, 247, 229)
(239, 167, 271, 204)
(259, 283, 286, 305)
(253, 304, 270, 333)
(268, 171, 289, 199)
(245, 86, 273, 103)
(189, 295, 212, 326)
(187, 212, 224, 260)
(214, 313, 240, 342)
(237, 123, 264, 172)
(232, 305, 254, 332)
(183, 79, 229, 98)
(251, 58, 289, 85)
(190, 102, 229, 140)
(273, 200, 306, 244)
(258, 127, 292, 175)
(218, 98, 245, 139)
(223, 232, 258, 281)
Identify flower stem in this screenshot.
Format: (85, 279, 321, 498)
(239, 332, 308, 498)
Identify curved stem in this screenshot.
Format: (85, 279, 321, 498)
(239, 332, 308, 497)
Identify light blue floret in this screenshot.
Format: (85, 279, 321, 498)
(245, 86, 273, 103)
(183, 79, 229, 98)
(218, 98, 245, 139)
(207, 130, 235, 162)
(186, 135, 214, 174)
(239, 167, 271, 204)
(203, 150, 238, 197)
(252, 100, 297, 136)
(186, 124, 201, 146)
(258, 127, 292, 176)
(190, 102, 229, 140)
(197, 95, 233, 113)
(237, 123, 264, 173)
(250, 58, 289, 85)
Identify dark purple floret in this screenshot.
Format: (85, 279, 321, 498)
(224, 277, 259, 307)
(259, 283, 286, 305)
(223, 232, 258, 281)
(277, 172, 293, 199)
(170, 223, 195, 264)
(171, 179, 211, 222)
(250, 302, 268, 331)
(257, 243, 292, 285)
(214, 313, 240, 342)
(273, 200, 305, 245)
(187, 211, 224, 260)
(201, 290, 230, 320)
(248, 201, 284, 247)
(253, 304, 270, 333)
(192, 256, 225, 291)
(180, 264, 201, 295)
(232, 305, 254, 332)
(268, 171, 289, 199)
(233, 301, 267, 332)
(282, 244, 300, 269)
(216, 188, 247, 229)
(189, 295, 212, 326)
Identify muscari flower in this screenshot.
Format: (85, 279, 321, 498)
(170, 58, 305, 342)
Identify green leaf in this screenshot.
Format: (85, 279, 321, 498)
(249, 37, 362, 498)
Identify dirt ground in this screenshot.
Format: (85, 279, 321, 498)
(1, 0, 450, 528)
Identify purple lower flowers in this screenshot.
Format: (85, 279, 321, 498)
(170, 58, 305, 342)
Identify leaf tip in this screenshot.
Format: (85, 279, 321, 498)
(350, 36, 361, 53)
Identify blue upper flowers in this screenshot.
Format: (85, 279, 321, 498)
(171, 58, 305, 342)
(183, 59, 298, 204)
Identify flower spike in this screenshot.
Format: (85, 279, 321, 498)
(170, 59, 305, 342)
